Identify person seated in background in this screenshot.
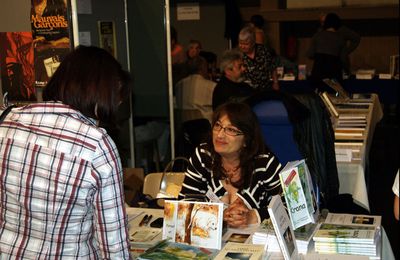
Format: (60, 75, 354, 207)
(175, 56, 216, 122)
(171, 26, 187, 86)
(186, 39, 218, 81)
(307, 13, 347, 92)
(179, 102, 282, 228)
(0, 46, 131, 258)
(238, 26, 279, 91)
(171, 26, 185, 65)
(186, 39, 202, 60)
(393, 170, 399, 220)
(212, 49, 254, 110)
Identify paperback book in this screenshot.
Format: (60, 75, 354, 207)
(320, 92, 339, 118)
(137, 239, 217, 260)
(313, 223, 378, 244)
(252, 219, 318, 255)
(162, 200, 224, 250)
(130, 229, 162, 248)
(267, 195, 299, 260)
(323, 213, 381, 228)
(322, 78, 350, 101)
(279, 160, 318, 230)
(214, 242, 265, 260)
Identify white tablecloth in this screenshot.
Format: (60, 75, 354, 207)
(126, 207, 394, 260)
(336, 94, 383, 211)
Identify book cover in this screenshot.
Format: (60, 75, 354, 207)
(320, 92, 339, 118)
(324, 213, 381, 228)
(30, 0, 72, 88)
(267, 195, 299, 260)
(214, 242, 265, 260)
(313, 223, 377, 244)
(130, 229, 162, 248)
(162, 200, 224, 250)
(279, 160, 318, 230)
(297, 64, 307, 80)
(138, 240, 217, 260)
(322, 79, 350, 101)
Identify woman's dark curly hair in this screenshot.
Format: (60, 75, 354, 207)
(209, 102, 265, 189)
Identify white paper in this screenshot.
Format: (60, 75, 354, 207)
(78, 31, 91, 46)
(177, 3, 200, 21)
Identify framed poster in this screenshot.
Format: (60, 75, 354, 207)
(98, 21, 117, 58)
(30, 0, 73, 88)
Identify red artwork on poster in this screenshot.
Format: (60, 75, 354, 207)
(0, 32, 36, 101)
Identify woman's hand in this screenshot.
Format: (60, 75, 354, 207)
(224, 198, 257, 228)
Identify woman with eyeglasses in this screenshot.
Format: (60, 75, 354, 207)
(179, 102, 282, 227)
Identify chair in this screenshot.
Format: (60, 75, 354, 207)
(123, 168, 145, 206)
(253, 100, 302, 166)
(142, 172, 186, 199)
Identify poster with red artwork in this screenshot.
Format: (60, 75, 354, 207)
(0, 32, 36, 101)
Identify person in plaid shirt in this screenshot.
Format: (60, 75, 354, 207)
(0, 46, 131, 259)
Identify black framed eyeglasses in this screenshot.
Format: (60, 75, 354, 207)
(212, 122, 244, 136)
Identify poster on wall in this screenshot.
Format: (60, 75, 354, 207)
(98, 21, 117, 58)
(0, 32, 36, 102)
(30, 0, 73, 88)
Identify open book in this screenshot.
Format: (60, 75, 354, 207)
(162, 200, 224, 250)
(322, 78, 350, 101)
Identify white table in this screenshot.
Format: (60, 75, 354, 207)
(125, 207, 394, 260)
(333, 94, 383, 211)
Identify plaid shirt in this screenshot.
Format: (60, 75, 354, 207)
(0, 102, 130, 259)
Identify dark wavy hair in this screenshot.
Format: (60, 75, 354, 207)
(210, 102, 265, 189)
(43, 45, 131, 124)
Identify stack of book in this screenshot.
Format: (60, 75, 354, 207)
(336, 114, 368, 130)
(312, 213, 381, 259)
(356, 69, 376, 80)
(252, 220, 318, 255)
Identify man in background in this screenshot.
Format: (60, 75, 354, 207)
(212, 49, 254, 110)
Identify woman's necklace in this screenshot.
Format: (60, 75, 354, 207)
(222, 163, 240, 184)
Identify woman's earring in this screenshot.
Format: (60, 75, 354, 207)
(94, 103, 98, 118)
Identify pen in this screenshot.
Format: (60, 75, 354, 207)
(144, 215, 153, 226)
(139, 214, 148, 227)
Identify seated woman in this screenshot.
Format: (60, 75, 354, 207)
(179, 102, 282, 227)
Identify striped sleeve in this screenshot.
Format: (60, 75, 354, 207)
(179, 145, 212, 199)
(238, 153, 282, 221)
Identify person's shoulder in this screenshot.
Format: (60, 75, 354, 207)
(197, 142, 211, 153)
(215, 76, 231, 88)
